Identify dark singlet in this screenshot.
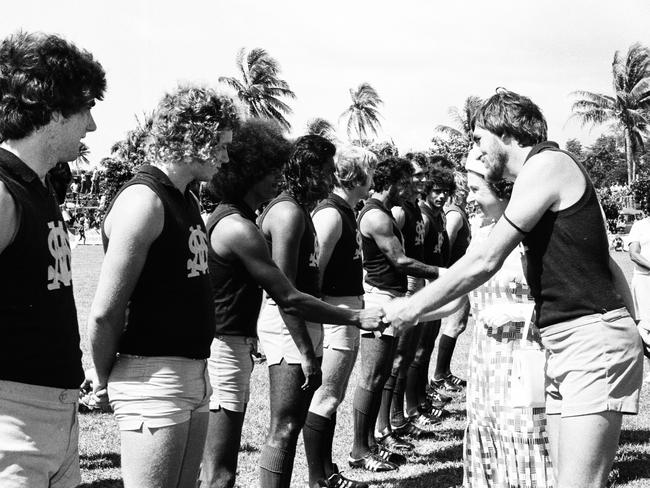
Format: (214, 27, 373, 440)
(420, 202, 450, 267)
(445, 203, 471, 265)
(313, 194, 364, 297)
(0, 148, 82, 389)
(258, 192, 320, 298)
(207, 201, 262, 338)
(358, 198, 407, 293)
(400, 200, 425, 261)
(521, 142, 624, 328)
(102, 165, 214, 359)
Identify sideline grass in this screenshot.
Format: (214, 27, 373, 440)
(73, 245, 650, 487)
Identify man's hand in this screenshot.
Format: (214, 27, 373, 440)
(382, 297, 419, 335)
(357, 307, 387, 332)
(300, 354, 322, 392)
(478, 303, 534, 328)
(79, 368, 110, 411)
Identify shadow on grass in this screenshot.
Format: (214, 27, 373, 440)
(240, 441, 261, 453)
(614, 429, 650, 484)
(376, 464, 463, 488)
(78, 479, 123, 488)
(80, 452, 121, 470)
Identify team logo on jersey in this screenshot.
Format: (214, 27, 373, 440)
(433, 231, 444, 255)
(47, 221, 72, 290)
(415, 219, 425, 247)
(309, 235, 320, 268)
(354, 230, 363, 260)
(187, 225, 209, 277)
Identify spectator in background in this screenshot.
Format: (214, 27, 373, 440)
(628, 198, 650, 356)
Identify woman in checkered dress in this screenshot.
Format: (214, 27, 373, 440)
(463, 152, 553, 487)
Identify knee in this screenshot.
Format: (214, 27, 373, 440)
(268, 420, 302, 447)
(201, 468, 236, 488)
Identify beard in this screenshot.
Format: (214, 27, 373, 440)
(484, 148, 508, 183)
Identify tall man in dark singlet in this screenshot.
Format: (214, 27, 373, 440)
(88, 86, 238, 488)
(0, 31, 105, 488)
(199, 123, 381, 488)
(349, 157, 441, 473)
(387, 88, 643, 488)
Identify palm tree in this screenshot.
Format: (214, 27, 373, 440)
(70, 142, 91, 174)
(305, 117, 337, 141)
(339, 83, 383, 143)
(219, 48, 296, 131)
(434, 95, 483, 146)
(571, 43, 650, 184)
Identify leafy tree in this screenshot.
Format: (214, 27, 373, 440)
(219, 48, 295, 131)
(305, 117, 337, 142)
(340, 83, 383, 142)
(582, 134, 628, 187)
(570, 43, 650, 184)
(368, 140, 398, 158)
(99, 156, 134, 208)
(434, 95, 483, 148)
(631, 176, 650, 211)
(565, 138, 584, 159)
(429, 131, 468, 168)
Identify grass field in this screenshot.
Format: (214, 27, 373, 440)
(73, 245, 650, 487)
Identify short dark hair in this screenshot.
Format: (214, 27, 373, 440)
(488, 179, 514, 200)
(0, 31, 106, 141)
(148, 85, 240, 164)
(372, 157, 413, 193)
(472, 88, 547, 147)
(209, 118, 290, 201)
(423, 166, 456, 195)
(425, 154, 454, 171)
(282, 135, 336, 205)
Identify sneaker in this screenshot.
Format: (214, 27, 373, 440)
(430, 377, 462, 393)
(348, 452, 397, 472)
(392, 420, 427, 438)
(375, 429, 414, 452)
(444, 373, 467, 388)
(427, 388, 453, 406)
(409, 412, 441, 428)
(318, 472, 369, 488)
(371, 445, 407, 466)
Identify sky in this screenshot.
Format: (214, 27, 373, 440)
(3, 0, 650, 163)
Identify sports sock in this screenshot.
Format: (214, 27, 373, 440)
(390, 375, 407, 427)
(324, 412, 337, 476)
(351, 386, 374, 459)
(304, 411, 331, 487)
(377, 374, 396, 435)
(404, 364, 420, 417)
(259, 446, 288, 488)
(434, 334, 457, 379)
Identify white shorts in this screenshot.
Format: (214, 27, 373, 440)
(322, 295, 363, 351)
(257, 300, 323, 365)
(0, 380, 80, 488)
(632, 273, 650, 322)
(108, 355, 211, 431)
(208, 336, 256, 412)
(362, 283, 405, 337)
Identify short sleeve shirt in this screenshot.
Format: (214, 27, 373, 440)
(629, 218, 650, 275)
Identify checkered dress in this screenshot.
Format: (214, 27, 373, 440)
(464, 227, 554, 488)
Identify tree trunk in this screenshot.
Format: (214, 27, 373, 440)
(624, 128, 635, 185)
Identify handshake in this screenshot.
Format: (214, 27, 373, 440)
(357, 296, 420, 336)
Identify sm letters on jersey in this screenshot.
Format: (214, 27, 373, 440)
(47, 221, 73, 290)
(187, 225, 209, 278)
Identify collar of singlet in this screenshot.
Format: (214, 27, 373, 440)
(523, 141, 560, 165)
(0, 147, 39, 184)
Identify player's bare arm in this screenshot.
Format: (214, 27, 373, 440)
(0, 181, 17, 255)
(312, 206, 342, 288)
(360, 207, 438, 279)
(88, 185, 163, 387)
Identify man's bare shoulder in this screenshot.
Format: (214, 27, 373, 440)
(521, 150, 581, 180)
(0, 180, 18, 253)
(359, 206, 393, 237)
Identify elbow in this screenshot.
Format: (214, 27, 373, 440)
(274, 291, 303, 315)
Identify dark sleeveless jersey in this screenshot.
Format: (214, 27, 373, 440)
(0, 148, 82, 388)
(207, 201, 262, 337)
(313, 194, 364, 296)
(399, 200, 425, 261)
(521, 142, 624, 328)
(358, 198, 407, 293)
(258, 192, 320, 297)
(445, 203, 471, 265)
(102, 165, 214, 359)
(420, 202, 450, 267)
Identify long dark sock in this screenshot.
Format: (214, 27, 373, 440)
(390, 375, 407, 427)
(434, 334, 457, 379)
(280, 446, 296, 488)
(351, 386, 374, 459)
(367, 388, 384, 449)
(259, 446, 288, 488)
(377, 374, 396, 435)
(323, 412, 337, 476)
(405, 364, 420, 417)
(304, 412, 331, 487)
